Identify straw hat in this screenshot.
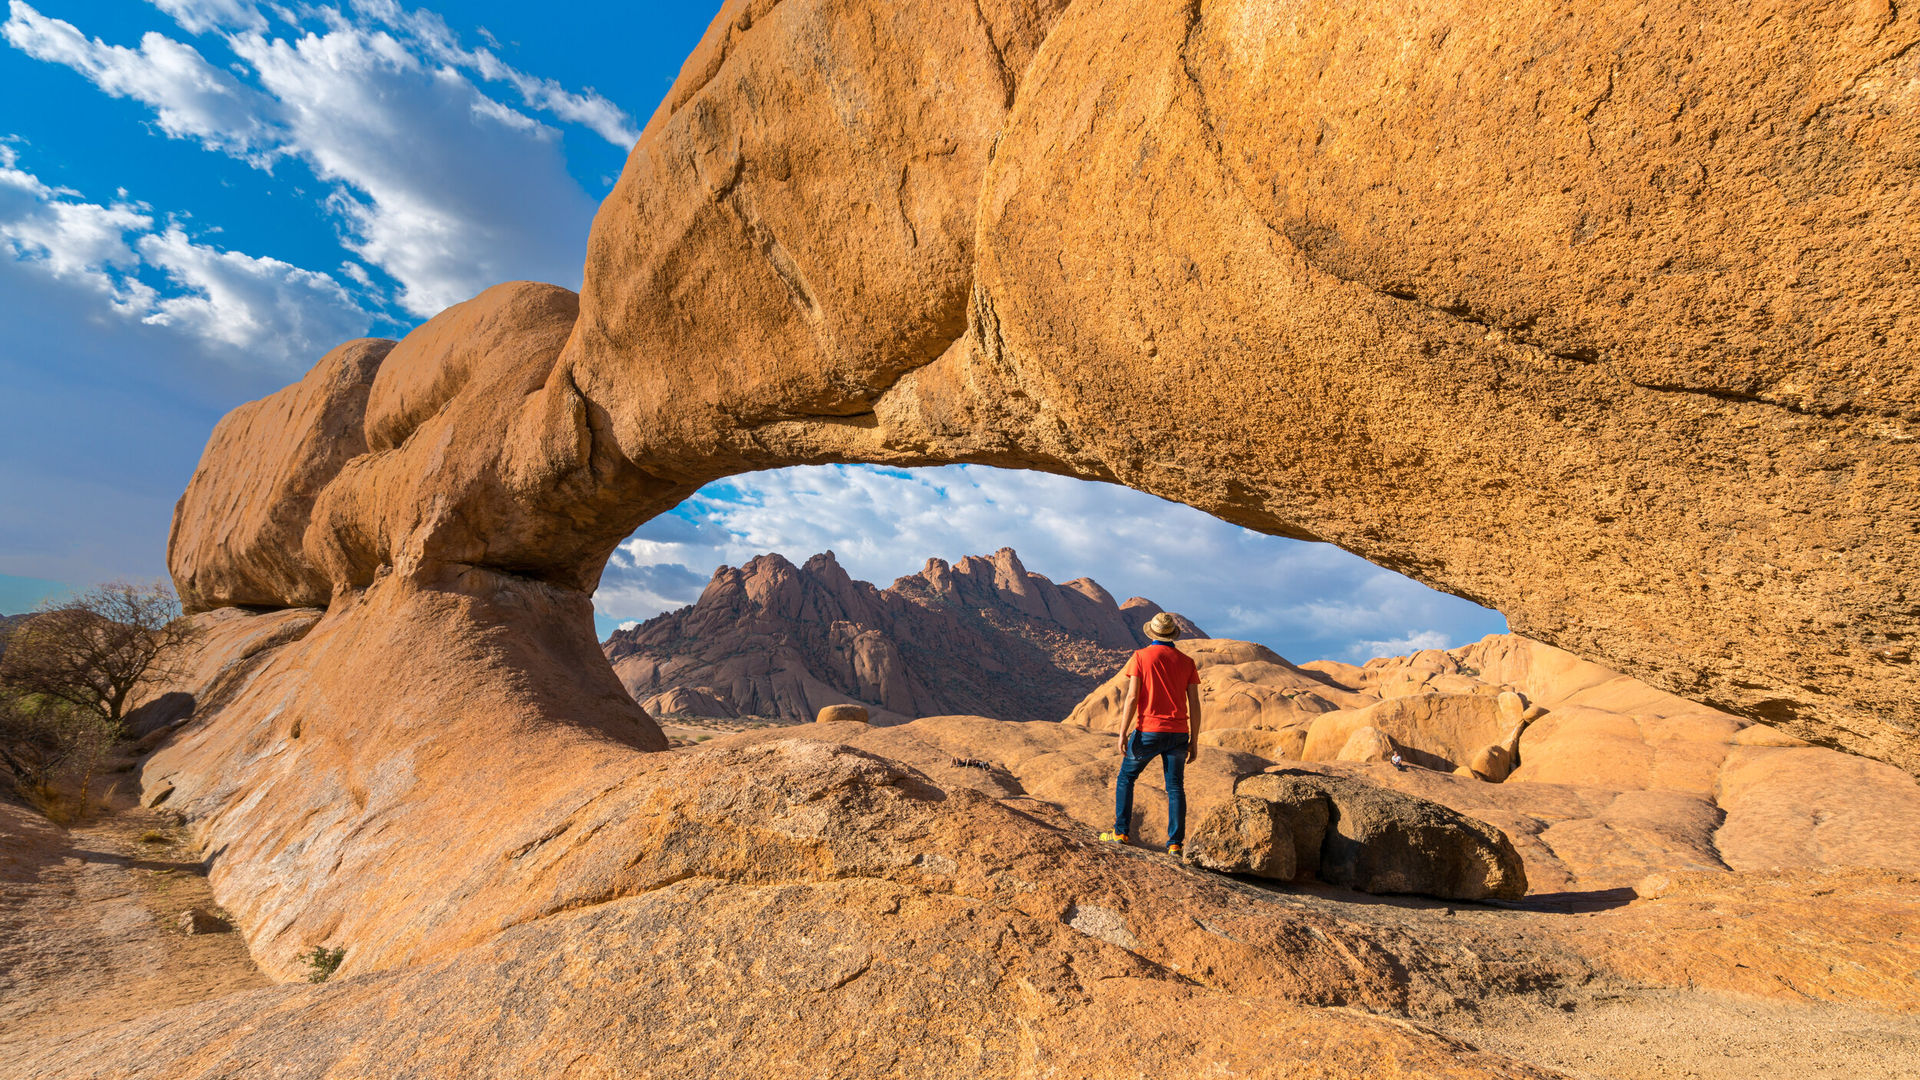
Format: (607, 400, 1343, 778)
(1143, 612, 1181, 642)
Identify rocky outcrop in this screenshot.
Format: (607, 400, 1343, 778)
(1193, 771, 1529, 902)
(107, 0, 1920, 1072)
(20, 737, 1596, 1080)
(160, 0, 1917, 771)
(605, 547, 1200, 724)
(1307, 695, 1511, 773)
(45, 617, 1919, 1075)
(1057, 633, 1920, 896)
(168, 338, 392, 611)
(1066, 638, 1369, 737)
(643, 716, 1920, 1018)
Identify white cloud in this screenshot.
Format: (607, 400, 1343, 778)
(594, 465, 1509, 663)
(138, 225, 370, 357)
(150, 0, 269, 35)
(0, 148, 155, 311)
(9, 3, 611, 318)
(595, 557, 712, 623)
(1346, 630, 1455, 664)
(227, 22, 595, 314)
(0, 144, 367, 365)
(345, 0, 640, 146)
(4, 3, 280, 159)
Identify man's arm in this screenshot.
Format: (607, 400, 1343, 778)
(1186, 682, 1203, 762)
(1117, 676, 1139, 754)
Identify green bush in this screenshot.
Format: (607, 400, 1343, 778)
(301, 945, 346, 983)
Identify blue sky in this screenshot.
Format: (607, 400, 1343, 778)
(0, 0, 1506, 663)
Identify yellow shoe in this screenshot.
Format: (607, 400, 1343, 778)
(1166, 843, 1183, 858)
(1098, 831, 1129, 844)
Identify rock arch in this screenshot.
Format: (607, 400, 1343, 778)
(86, 2, 1920, 1069)
(171, 0, 1920, 775)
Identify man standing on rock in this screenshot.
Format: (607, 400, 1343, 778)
(1102, 612, 1203, 856)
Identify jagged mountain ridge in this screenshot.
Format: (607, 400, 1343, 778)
(602, 547, 1203, 724)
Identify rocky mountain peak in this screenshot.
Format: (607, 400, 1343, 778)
(605, 549, 1204, 724)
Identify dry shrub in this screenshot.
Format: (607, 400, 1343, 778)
(0, 581, 200, 824)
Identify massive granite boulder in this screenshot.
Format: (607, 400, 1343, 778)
(115, 0, 1920, 1073)
(606, 546, 1200, 724)
(169, 339, 392, 611)
(165, 0, 1920, 770)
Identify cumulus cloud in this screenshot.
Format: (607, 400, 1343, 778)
(137, 225, 371, 357)
(593, 465, 1508, 662)
(8, 1, 615, 318)
(227, 21, 595, 314)
(595, 557, 713, 623)
(4, 3, 280, 158)
(0, 143, 155, 310)
(0, 143, 367, 364)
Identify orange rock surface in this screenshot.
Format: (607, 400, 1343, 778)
(86, 0, 1920, 1072)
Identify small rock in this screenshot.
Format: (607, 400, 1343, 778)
(815, 704, 870, 724)
(1064, 902, 1139, 951)
(178, 907, 231, 935)
(1496, 690, 1527, 728)
(1308, 773, 1529, 900)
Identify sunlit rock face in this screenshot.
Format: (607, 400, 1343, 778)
(171, 0, 1920, 771)
(125, 0, 1920, 1072)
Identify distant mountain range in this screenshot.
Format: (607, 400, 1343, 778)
(603, 547, 1204, 725)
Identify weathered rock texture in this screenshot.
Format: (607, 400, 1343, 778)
(1064, 632, 1920, 897)
(113, 0, 1920, 1072)
(605, 546, 1201, 724)
(1193, 771, 1529, 901)
(169, 339, 392, 611)
(29, 619, 1919, 1075)
(164, 0, 1920, 771)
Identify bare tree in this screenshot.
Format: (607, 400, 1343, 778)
(0, 582, 201, 727)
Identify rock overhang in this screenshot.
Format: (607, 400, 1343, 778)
(164, 0, 1919, 772)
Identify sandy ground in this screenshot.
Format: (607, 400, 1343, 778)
(658, 715, 806, 748)
(0, 770, 270, 1047)
(1457, 989, 1920, 1079)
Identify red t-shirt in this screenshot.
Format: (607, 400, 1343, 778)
(1121, 643, 1201, 732)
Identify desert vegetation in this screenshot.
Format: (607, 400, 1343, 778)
(0, 582, 198, 823)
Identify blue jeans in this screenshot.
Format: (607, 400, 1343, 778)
(1114, 730, 1190, 845)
